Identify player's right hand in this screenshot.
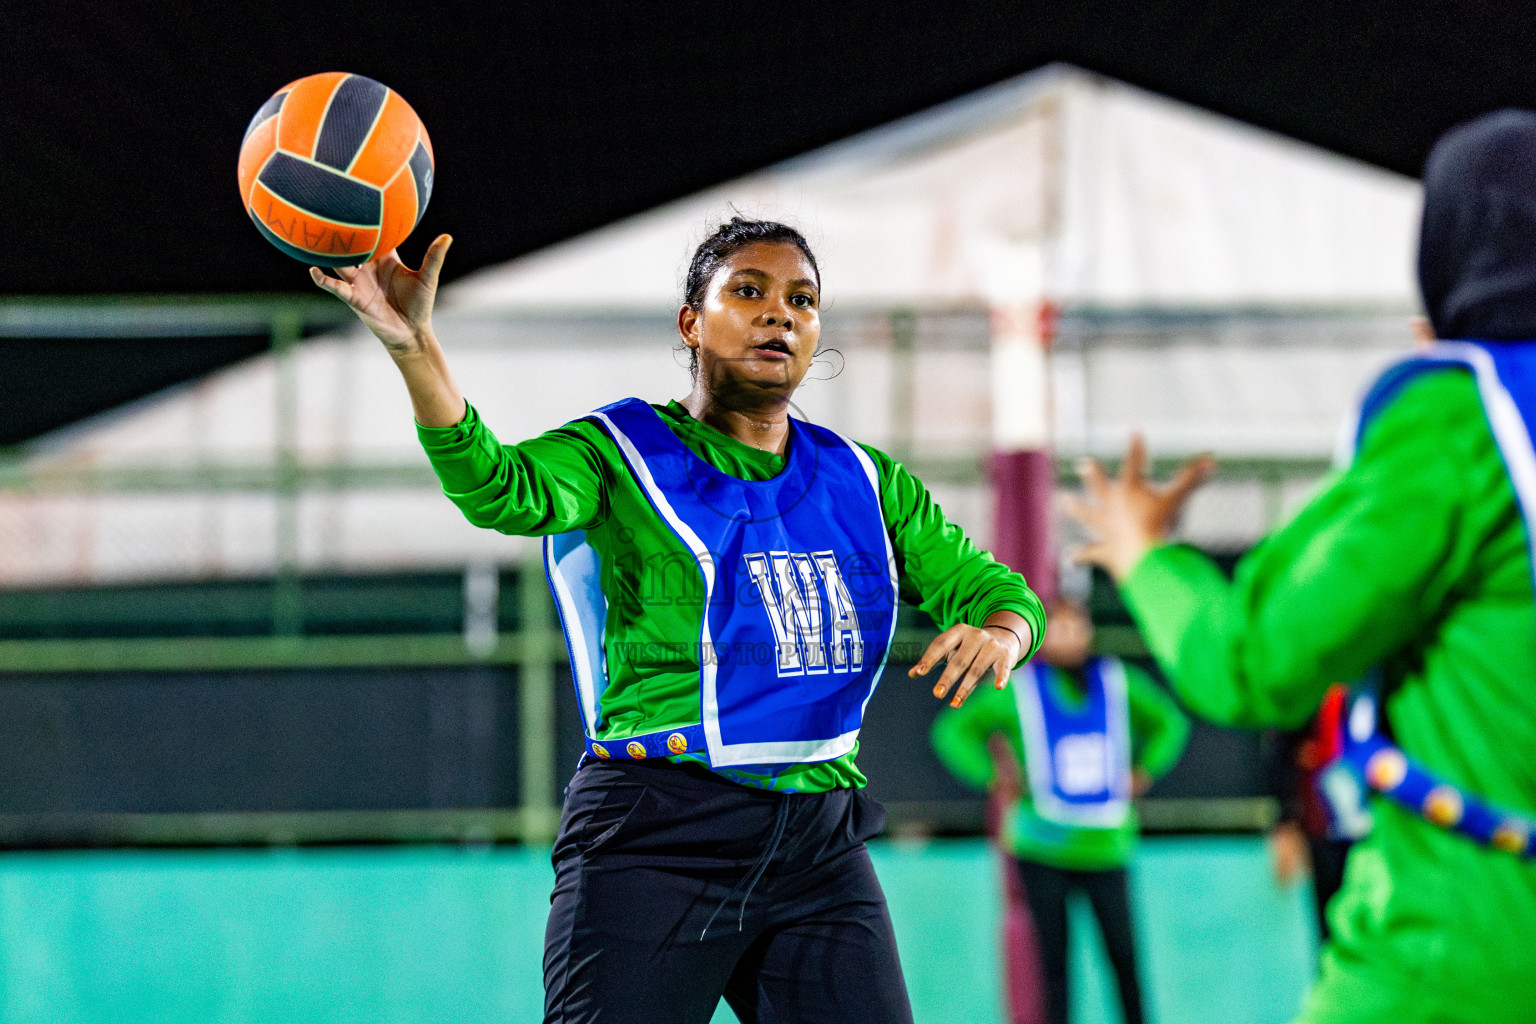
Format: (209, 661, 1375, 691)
(310, 233, 452, 358)
(910, 622, 1020, 708)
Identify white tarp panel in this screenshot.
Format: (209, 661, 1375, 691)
(1053, 79, 1418, 306)
(448, 64, 1420, 312)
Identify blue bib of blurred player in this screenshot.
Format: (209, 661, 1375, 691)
(1015, 658, 1132, 828)
(544, 398, 899, 770)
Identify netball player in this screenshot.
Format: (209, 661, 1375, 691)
(932, 594, 1189, 1024)
(311, 217, 1047, 1024)
(1066, 113, 1536, 1023)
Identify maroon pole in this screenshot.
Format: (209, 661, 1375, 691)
(990, 447, 1057, 606)
(989, 299, 1059, 605)
(987, 297, 1057, 1024)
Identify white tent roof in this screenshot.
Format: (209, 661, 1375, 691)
(448, 64, 1421, 313)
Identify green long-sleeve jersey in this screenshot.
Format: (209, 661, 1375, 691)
(930, 659, 1189, 869)
(1122, 369, 1536, 1023)
(419, 398, 1045, 793)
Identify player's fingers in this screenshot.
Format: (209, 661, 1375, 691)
(929, 653, 962, 701)
(1121, 432, 1147, 484)
(934, 630, 989, 702)
(918, 629, 966, 696)
(950, 638, 1001, 707)
(994, 654, 1012, 690)
(419, 234, 453, 288)
(1075, 456, 1110, 500)
(309, 266, 352, 303)
(908, 627, 963, 679)
(1163, 453, 1216, 504)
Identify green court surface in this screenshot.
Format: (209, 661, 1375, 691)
(0, 836, 1316, 1023)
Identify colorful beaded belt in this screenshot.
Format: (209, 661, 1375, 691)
(1342, 687, 1534, 858)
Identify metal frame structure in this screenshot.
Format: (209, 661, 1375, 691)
(0, 297, 1325, 845)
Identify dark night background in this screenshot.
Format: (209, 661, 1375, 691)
(3, 1, 1536, 441)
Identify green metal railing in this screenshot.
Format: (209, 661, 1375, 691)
(0, 294, 350, 339)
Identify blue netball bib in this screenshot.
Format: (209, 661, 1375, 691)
(544, 398, 899, 770)
(1331, 341, 1536, 859)
(1015, 658, 1132, 828)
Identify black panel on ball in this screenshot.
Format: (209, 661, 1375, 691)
(314, 75, 391, 172)
(409, 142, 434, 223)
(242, 90, 288, 143)
(257, 152, 382, 227)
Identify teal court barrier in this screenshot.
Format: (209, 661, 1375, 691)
(0, 836, 1315, 1023)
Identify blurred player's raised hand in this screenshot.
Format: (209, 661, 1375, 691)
(310, 234, 453, 358)
(1063, 434, 1215, 581)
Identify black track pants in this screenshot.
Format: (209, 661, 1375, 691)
(1307, 836, 1353, 942)
(1014, 857, 1145, 1024)
(543, 759, 915, 1024)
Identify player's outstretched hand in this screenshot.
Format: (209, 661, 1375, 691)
(1063, 433, 1214, 581)
(309, 234, 452, 358)
(909, 623, 1022, 708)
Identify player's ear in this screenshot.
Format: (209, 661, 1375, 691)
(677, 304, 701, 348)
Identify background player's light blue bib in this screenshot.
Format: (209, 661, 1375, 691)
(1015, 658, 1132, 828)
(545, 398, 899, 770)
(1332, 340, 1536, 858)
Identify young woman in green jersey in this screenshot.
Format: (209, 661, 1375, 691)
(312, 217, 1046, 1024)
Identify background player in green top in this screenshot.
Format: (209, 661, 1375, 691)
(932, 591, 1188, 1024)
(1065, 112, 1536, 1024)
(310, 216, 1046, 1024)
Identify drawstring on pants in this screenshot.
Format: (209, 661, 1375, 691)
(699, 796, 791, 941)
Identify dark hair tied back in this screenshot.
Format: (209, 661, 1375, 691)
(684, 216, 820, 311)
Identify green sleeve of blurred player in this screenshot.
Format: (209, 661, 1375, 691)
(1121, 369, 1536, 1022)
(417, 400, 1044, 793)
(929, 660, 1189, 870)
(1125, 661, 1190, 778)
